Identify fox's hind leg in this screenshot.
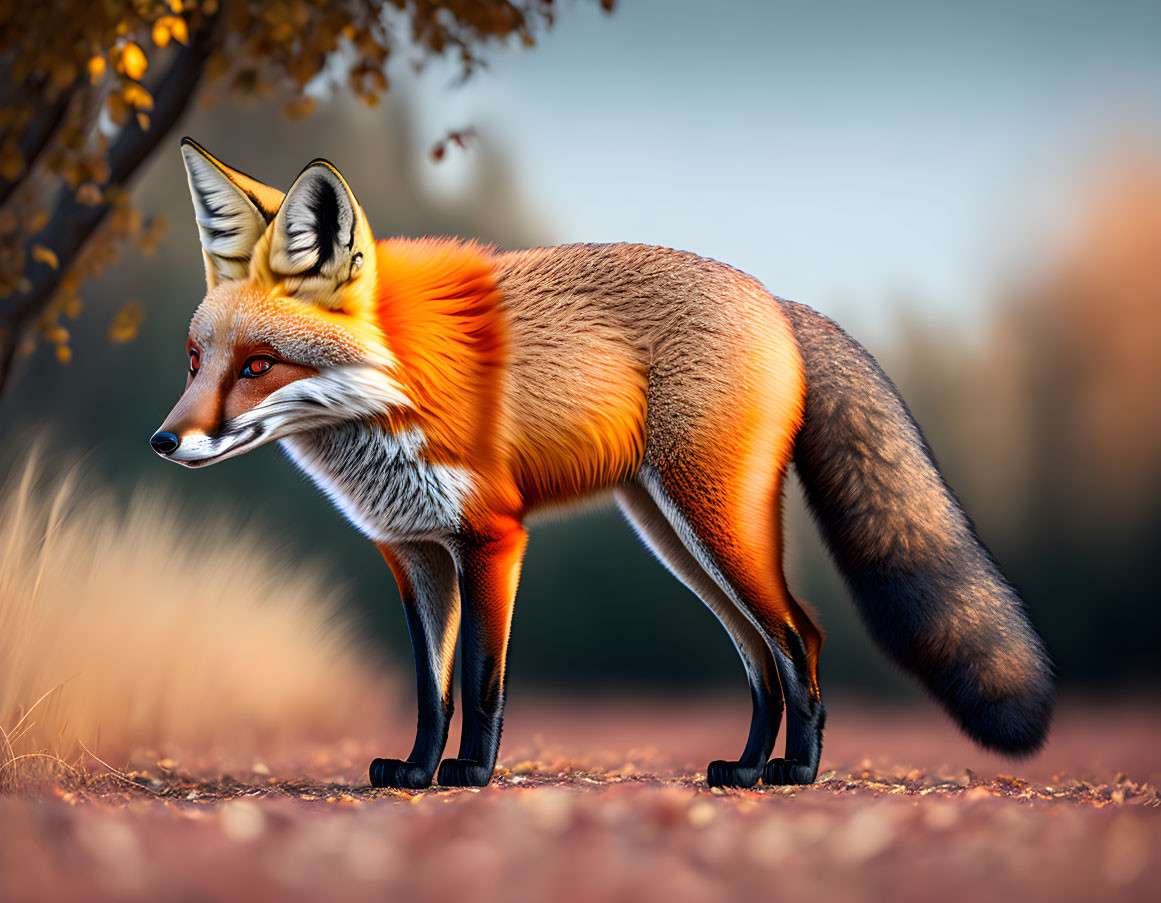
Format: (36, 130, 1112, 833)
(616, 483, 783, 788)
(637, 464, 826, 786)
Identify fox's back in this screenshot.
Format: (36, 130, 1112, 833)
(491, 243, 804, 506)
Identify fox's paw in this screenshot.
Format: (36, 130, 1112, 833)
(706, 759, 763, 789)
(369, 758, 433, 790)
(436, 758, 494, 787)
(762, 757, 817, 786)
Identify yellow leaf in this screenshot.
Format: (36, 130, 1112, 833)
(122, 82, 154, 111)
(153, 15, 188, 47)
(121, 42, 147, 81)
(32, 245, 59, 269)
(108, 299, 144, 344)
(87, 55, 106, 83)
(55, 344, 72, 364)
(168, 16, 189, 45)
(29, 210, 49, 233)
(137, 112, 151, 131)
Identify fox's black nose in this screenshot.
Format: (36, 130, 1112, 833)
(150, 431, 180, 454)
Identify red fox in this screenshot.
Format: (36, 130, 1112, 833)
(152, 138, 1054, 789)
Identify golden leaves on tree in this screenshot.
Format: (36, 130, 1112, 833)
(152, 15, 190, 48)
(117, 42, 149, 81)
(0, 0, 571, 374)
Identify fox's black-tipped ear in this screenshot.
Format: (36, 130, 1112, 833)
(180, 137, 285, 290)
(267, 160, 374, 309)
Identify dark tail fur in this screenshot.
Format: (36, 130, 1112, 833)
(779, 299, 1054, 755)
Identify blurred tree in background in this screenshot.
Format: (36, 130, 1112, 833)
(0, 0, 587, 396)
(861, 154, 1161, 692)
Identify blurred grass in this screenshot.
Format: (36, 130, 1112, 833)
(0, 453, 389, 793)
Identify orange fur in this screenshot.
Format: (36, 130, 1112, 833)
(369, 238, 650, 518)
(504, 345, 647, 513)
(373, 239, 509, 488)
(638, 272, 821, 692)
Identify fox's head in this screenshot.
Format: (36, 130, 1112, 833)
(150, 139, 410, 467)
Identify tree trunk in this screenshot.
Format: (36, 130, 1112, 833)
(0, 13, 220, 401)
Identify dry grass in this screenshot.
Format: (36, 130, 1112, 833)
(0, 455, 387, 791)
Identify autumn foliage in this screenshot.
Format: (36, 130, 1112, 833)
(0, 455, 388, 785)
(0, 0, 582, 394)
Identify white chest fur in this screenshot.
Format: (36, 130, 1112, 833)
(282, 423, 475, 543)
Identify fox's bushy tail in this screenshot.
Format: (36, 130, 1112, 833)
(779, 300, 1054, 755)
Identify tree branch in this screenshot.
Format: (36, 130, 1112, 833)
(0, 16, 220, 400)
(0, 77, 81, 209)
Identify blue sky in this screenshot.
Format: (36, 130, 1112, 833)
(395, 0, 1161, 335)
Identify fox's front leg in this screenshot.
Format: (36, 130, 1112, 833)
(369, 541, 460, 789)
(437, 521, 528, 788)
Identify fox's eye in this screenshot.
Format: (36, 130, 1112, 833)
(189, 350, 199, 375)
(241, 356, 275, 378)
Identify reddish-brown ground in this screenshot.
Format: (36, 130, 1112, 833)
(2, 698, 1158, 903)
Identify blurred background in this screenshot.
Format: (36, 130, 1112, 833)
(2, 0, 1159, 723)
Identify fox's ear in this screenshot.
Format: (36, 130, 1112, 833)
(267, 160, 374, 309)
(181, 138, 285, 290)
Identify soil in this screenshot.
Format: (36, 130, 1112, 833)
(1, 698, 1158, 902)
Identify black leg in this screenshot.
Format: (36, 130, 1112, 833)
(763, 627, 825, 786)
(612, 481, 786, 791)
(437, 525, 527, 788)
(370, 541, 459, 790)
(707, 676, 785, 788)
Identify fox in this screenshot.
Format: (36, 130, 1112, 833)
(151, 138, 1054, 790)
